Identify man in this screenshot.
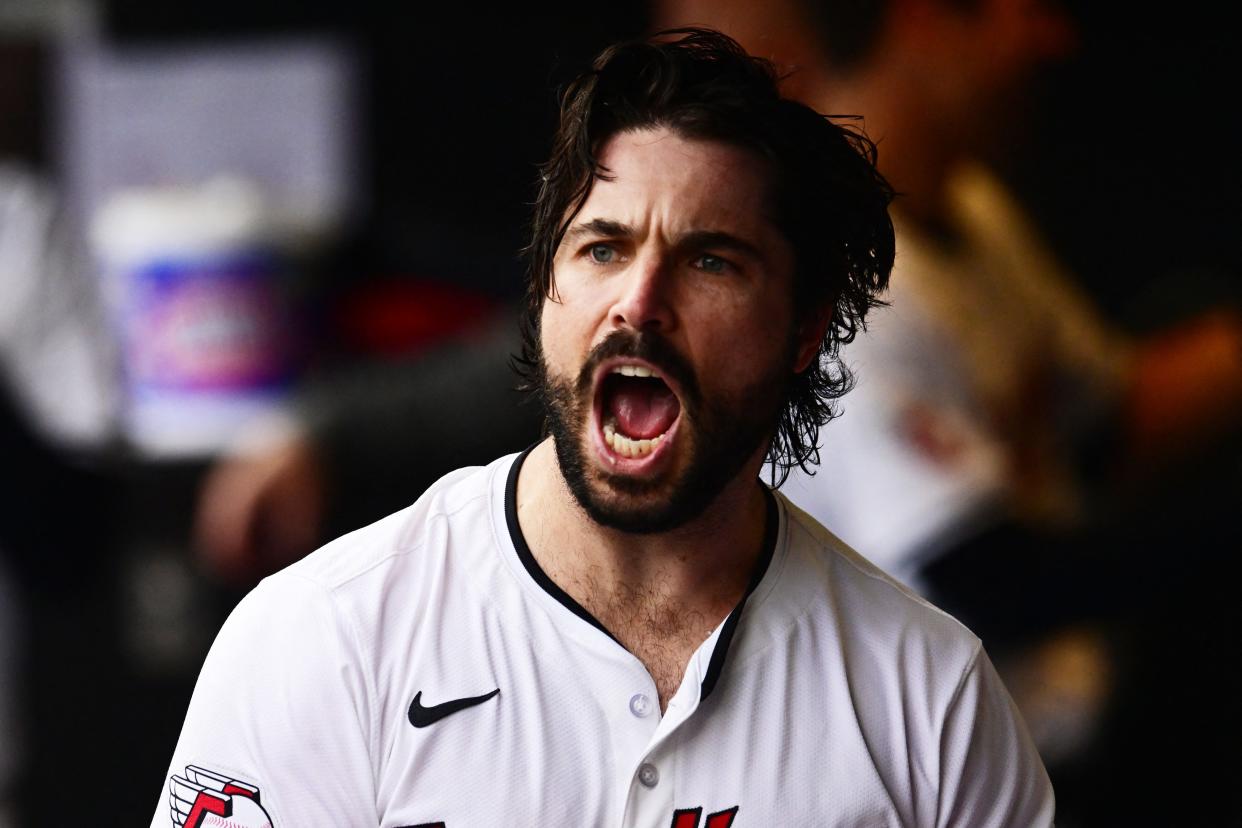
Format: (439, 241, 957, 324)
(155, 29, 1052, 827)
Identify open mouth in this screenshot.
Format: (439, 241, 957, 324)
(596, 362, 682, 462)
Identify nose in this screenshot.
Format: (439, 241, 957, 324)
(608, 252, 676, 333)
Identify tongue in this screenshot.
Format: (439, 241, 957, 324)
(609, 378, 680, 440)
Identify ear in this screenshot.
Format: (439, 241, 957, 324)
(792, 304, 833, 374)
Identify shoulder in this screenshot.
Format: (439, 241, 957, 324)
(242, 453, 520, 690)
(192, 455, 509, 705)
(779, 492, 981, 668)
(279, 455, 510, 593)
(771, 494, 1054, 824)
(772, 493, 989, 739)
(153, 456, 521, 827)
(198, 454, 515, 706)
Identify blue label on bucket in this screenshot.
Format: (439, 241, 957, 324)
(121, 252, 295, 395)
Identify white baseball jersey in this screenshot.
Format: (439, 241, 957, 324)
(154, 449, 1053, 827)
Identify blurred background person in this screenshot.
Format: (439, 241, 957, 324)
(666, 0, 1242, 604)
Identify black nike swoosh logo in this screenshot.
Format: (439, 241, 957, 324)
(408, 688, 500, 727)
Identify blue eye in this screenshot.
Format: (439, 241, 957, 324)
(695, 254, 727, 274)
(589, 244, 615, 264)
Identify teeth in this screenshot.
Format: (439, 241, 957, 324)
(612, 364, 656, 378)
(602, 419, 664, 459)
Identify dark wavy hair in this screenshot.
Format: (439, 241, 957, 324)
(514, 27, 895, 485)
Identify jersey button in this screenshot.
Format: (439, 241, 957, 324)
(638, 763, 660, 788)
(629, 693, 653, 718)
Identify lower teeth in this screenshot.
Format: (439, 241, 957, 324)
(603, 421, 663, 458)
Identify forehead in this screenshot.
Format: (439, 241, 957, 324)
(581, 128, 777, 236)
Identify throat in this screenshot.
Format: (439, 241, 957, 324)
(604, 375, 679, 440)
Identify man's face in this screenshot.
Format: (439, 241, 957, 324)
(538, 127, 814, 533)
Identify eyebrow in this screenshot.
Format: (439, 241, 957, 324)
(675, 230, 765, 262)
(562, 218, 633, 247)
(562, 220, 767, 262)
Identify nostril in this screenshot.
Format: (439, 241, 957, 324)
(612, 285, 674, 332)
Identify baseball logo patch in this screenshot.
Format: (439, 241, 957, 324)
(168, 765, 273, 828)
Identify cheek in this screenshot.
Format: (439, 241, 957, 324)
(744, 325, 803, 404)
(539, 302, 570, 372)
(542, 268, 614, 347)
(731, 292, 798, 358)
(695, 310, 794, 395)
(539, 294, 594, 379)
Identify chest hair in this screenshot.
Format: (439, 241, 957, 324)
(580, 579, 726, 710)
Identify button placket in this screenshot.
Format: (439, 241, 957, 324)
(620, 745, 677, 828)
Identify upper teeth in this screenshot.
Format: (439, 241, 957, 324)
(612, 364, 655, 378)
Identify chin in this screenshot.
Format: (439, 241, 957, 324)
(554, 423, 716, 535)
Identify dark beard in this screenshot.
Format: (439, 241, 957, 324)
(538, 329, 787, 534)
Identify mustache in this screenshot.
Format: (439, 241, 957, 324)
(575, 330, 700, 406)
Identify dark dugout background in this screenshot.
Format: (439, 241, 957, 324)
(15, 1, 1240, 824)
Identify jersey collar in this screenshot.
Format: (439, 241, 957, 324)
(503, 445, 778, 703)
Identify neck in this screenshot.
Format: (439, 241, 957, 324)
(517, 439, 768, 613)
(515, 439, 770, 704)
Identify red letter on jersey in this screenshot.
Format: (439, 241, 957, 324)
(671, 807, 703, 828)
(671, 805, 738, 828)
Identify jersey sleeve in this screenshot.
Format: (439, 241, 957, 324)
(936, 645, 1055, 827)
(150, 572, 378, 828)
